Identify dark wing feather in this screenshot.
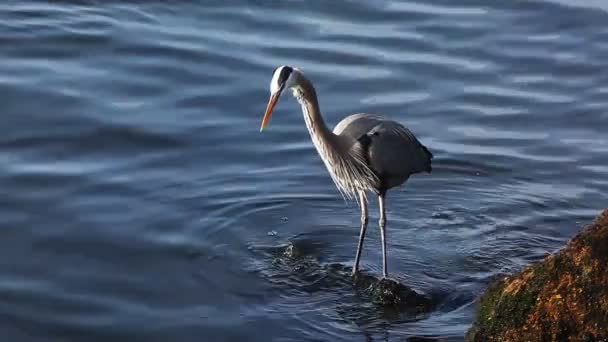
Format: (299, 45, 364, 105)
(334, 114, 432, 189)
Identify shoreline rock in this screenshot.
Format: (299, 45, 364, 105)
(466, 209, 608, 341)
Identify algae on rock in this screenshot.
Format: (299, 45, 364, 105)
(467, 209, 608, 341)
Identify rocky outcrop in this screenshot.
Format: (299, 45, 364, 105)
(467, 209, 608, 341)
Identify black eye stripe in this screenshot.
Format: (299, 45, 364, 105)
(277, 66, 293, 86)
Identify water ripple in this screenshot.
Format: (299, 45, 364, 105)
(0, 1, 607, 341)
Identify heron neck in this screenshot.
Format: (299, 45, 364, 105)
(294, 77, 334, 142)
(292, 75, 376, 199)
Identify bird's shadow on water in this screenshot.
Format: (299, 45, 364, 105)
(250, 235, 443, 329)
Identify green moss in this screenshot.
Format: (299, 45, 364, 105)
(578, 230, 595, 247)
(474, 263, 554, 336)
(468, 210, 608, 341)
(529, 259, 558, 287)
(493, 282, 538, 328)
(476, 280, 506, 324)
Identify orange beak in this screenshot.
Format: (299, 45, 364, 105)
(260, 92, 281, 132)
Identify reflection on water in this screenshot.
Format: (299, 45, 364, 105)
(0, 0, 607, 341)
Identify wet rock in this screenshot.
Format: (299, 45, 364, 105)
(352, 272, 433, 312)
(267, 240, 437, 320)
(283, 243, 301, 258)
(466, 209, 608, 341)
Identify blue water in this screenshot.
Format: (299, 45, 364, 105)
(1, 1, 607, 341)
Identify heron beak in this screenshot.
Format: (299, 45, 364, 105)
(260, 92, 280, 132)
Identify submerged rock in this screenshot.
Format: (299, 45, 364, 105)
(466, 209, 608, 341)
(352, 272, 432, 311)
(269, 241, 433, 314)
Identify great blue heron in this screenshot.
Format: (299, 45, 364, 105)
(260, 66, 433, 279)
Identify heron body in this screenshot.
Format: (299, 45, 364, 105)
(333, 113, 432, 193)
(260, 66, 433, 278)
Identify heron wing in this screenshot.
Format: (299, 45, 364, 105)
(334, 113, 432, 186)
(333, 113, 384, 140)
(367, 120, 432, 177)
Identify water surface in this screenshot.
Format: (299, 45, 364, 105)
(1, 1, 607, 341)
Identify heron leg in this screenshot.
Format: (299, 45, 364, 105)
(353, 191, 368, 275)
(379, 192, 388, 278)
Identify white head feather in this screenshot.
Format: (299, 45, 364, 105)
(270, 66, 299, 95)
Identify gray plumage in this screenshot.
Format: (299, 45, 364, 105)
(262, 66, 433, 278)
(333, 113, 432, 194)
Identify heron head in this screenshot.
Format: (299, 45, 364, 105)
(260, 65, 297, 132)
